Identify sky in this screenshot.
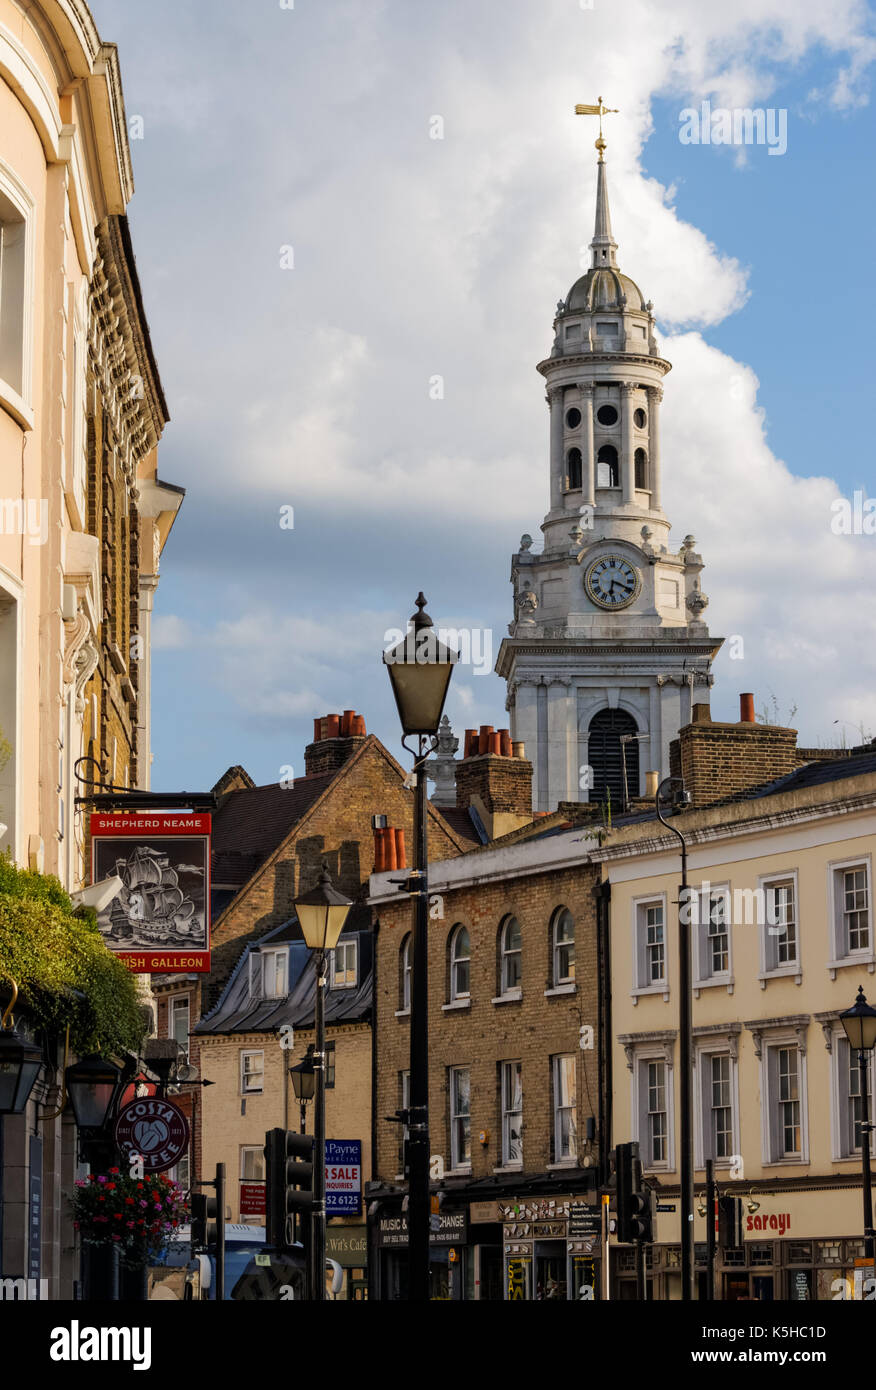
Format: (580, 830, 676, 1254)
(88, 0, 876, 791)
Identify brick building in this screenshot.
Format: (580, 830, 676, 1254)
(368, 739, 611, 1300)
(152, 712, 478, 1182)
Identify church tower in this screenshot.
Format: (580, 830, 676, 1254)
(496, 118, 723, 813)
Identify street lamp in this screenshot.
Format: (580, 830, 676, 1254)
(290, 1046, 316, 1133)
(64, 1054, 123, 1131)
(384, 593, 457, 1303)
(0, 987, 43, 1115)
(293, 865, 352, 1302)
(655, 775, 694, 1301)
(839, 986, 876, 1265)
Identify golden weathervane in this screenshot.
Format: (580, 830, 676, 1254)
(574, 96, 619, 160)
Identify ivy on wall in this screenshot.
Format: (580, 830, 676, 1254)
(0, 856, 146, 1056)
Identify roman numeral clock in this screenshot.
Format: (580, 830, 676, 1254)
(584, 555, 641, 610)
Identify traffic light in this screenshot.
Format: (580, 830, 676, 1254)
(615, 1141, 637, 1243)
(190, 1191, 217, 1250)
(264, 1128, 314, 1250)
(718, 1195, 744, 1249)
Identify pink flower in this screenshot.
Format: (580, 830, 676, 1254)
(97, 1176, 107, 1184)
(112, 1234, 121, 1241)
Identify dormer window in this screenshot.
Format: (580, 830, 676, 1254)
(251, 947, 288, 1000)
(330, 937, 358, 990)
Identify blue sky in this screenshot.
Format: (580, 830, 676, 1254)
(89, 0, 876, 790)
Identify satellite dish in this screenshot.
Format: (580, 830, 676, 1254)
(176, 1063, 199, 1083)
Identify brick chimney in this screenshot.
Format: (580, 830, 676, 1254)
(669, 694, 799, 809)
(455, 726, 533, 838)
(304, 711, 368, 777)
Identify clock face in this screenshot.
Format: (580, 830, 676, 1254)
(584, 555, 641, 610)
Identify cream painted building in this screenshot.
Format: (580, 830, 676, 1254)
(0, 1, 179, 1297)
(601, 739, 876, 1300)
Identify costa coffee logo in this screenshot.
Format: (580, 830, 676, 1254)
(114, 1098, 190, 1174)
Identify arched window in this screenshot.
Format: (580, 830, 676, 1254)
(449, 925, 470, 1000)
(400, 934, 411, 1011)
(596, 444, 619, 488)
(567, 448, 582, 491)
(588, 708, 639, 808)
(552, 908, 575, 985)
(499, 916, 522, 993)
(635, 448, 648, 490)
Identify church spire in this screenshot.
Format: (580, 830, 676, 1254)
(574, 98, 620, 270)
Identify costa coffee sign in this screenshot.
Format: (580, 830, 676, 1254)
(114, 1097, 190, 1174)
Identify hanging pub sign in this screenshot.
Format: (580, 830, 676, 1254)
(90, 812, 211, 973)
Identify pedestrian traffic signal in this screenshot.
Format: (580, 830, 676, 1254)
(718, 1195, 744, 1249)
(627, 1188, 654, 1243)
(190, 1191, 217, 1250)
(264, 1128, 314, 1250)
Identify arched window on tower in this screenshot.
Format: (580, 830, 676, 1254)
(587, 708, 639, 809)
(567, 448, 582, 491)
(596, 444, 619, 489)
(635, 448, 648, 490)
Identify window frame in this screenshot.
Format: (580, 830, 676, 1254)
(758, 870, 801, 984)
(0, 159, 35, 420)
(551, 1053, 577, 1165)
(240, 1049, 264, 1096)
(449, 1065, 471, 1172)
(694, 1039, 740, 1171)
(449, 924, 471, 1003)
(830, 1029, 876, 1162)
(761, 1034, 809, 1166)
(828, 858, 873, 973)
(499, 1060, 523, 1169)
(551, 907, 576, 988)
(498, 915, 522, 997)
(632, 894, 669, 1000)
(630, 1045, 675, 1173)
(693, 883, 734, 993)
(170, 994, 190, 1062)
(240, 1145, 265, 1182)
(257, 947, 288, 1000)
(330, 936, 358, 990)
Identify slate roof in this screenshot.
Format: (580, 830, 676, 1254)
(195, 915, 373, 1035)
(210, 773, 335, 887)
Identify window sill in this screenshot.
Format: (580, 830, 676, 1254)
(492, 990, 522, 1006)
(442, 999, 471, 1012)
(758, 967, 802, 989)
(546, 1160, 578, 1171)
(632, 984, 670, 1005)
(827, 956, 876, 980)
(493, 1164, 523, 1175)
(762, 1156, 808, 1168)
(394, 1007, 410, 1018)
(0, 378, 34, 431)
(444, 1166, 472, 1178)
(692, 976, 734, 999)
(544, 983, 576, 997)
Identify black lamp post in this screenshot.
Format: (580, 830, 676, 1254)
(293, 866, 352, 1303)
(839, 986, 876, 1265)
(384, 593, 457, 1303)
(655, 775, 694, 1301)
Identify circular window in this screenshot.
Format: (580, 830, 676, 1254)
(634, 408, 647, 429)
(565, 407, 582, 430)
(596, 404, 618, 427)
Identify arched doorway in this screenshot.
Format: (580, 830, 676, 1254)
(587, 708, 639, 808)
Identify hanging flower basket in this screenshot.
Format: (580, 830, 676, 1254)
(70, 1169, 188, 1269)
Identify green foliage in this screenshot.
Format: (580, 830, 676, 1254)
(0, 855, 146, 1055)
(70, 1169, 188, 1268)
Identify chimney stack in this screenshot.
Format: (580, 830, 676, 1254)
(455, 727, 533, 836)
(305, 710, 368, 777)
(668, 692, 798, 809)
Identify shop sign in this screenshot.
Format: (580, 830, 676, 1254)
(90, 813, 211, 974)
(326, 1140, 361, 1216)
(532, 1220, 567, 1238)
(114, 1096, 190, 1174)
(746, 1212, 791, 1235)
(240, 1183, 265, 1217)
(499, 1198, 571, 1222)
(470, 1201, 499, 1224)
(507, 1258, 529, 1300)
(376, 1210, 466, 1247)
(326, 1225, 367, 1268)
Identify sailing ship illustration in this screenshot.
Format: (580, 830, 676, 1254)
(102, 844, 201, 946)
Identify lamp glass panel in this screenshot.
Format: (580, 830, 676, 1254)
(296, 903, 350, 952)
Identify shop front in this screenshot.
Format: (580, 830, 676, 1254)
(502, 1196, 603, 1301)
(326, 1224, 369, 1299)
(371, 1209, 469, 1300)
(611, 1181, 872, 1300)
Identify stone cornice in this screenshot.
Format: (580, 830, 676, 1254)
(537, 352, 672, 377)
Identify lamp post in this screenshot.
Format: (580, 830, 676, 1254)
(655, 775, 694, 1301)
(64, 1054, 123, 1134)
(293, 865, 352, 1302)
(0, 984, 44, 1115)
(384, 593, 457, 1303)
(839, 986, 876, 1266)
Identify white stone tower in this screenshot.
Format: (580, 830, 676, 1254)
(496, 125, 723, 813)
